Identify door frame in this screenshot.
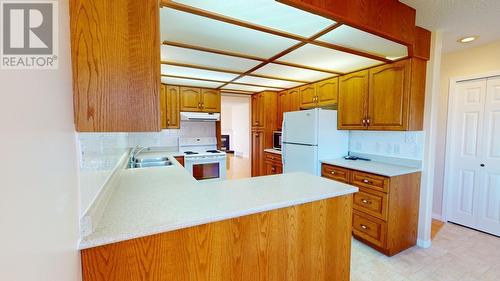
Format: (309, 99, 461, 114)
(442, 70, 500, 222)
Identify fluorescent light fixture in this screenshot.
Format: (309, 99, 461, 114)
(458, 36, 478, 43)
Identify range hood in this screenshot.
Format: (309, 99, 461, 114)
(180, 112, 221, 122)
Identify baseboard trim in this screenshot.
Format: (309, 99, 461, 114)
(417, 239, 432, 248)
(432, 213, 444, 221)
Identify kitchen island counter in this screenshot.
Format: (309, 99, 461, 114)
(79, 159, 357, 249)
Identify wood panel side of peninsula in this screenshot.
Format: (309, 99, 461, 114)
(81, 195, 353, 281)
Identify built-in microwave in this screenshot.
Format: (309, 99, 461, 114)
(273, 131, 282, 150)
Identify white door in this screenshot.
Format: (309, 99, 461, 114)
(476, 77, 500, 235)
(447, 77, 500, 236)
(282, 143, 318, 175)
(283, 109, 318, 145)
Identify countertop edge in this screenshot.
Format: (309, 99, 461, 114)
(321, 159, 422, 177)
(78, 186, 357, 250)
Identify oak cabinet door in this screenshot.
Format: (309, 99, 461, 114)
(288, 88, 301, 112)
(166, 85, 180, 129)
(368, 60, 411, 130)
(251, 131, 265, 177)
(251, 95, 259, 127)
(257, 93, 265, 128)
(299, 84, 317, 109)
(180, 87, 201, 112)
(160, 84, 167, 129)
(317, 77, 339, 107)
(70, 0, 160, 132)
(201, 89, 221, 113)
(277, 91, 287, 129)
(338, 70, 369, 130)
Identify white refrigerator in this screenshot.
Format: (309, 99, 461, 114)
(282, 109, 348, 176)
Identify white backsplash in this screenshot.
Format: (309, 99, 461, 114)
(349, 131, 425, 160)
(77, 121, 215, 216)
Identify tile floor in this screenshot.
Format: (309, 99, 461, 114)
(351, 223, 500, 281)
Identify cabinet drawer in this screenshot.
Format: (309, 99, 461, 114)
(265, 152, 282, 163)
(353, 210, 386, 248)
(352, 171, 389, 193)
(321, 164, 351, 183)
(353, 188, 388, 220)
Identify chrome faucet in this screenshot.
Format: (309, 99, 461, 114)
(129, 145, 148, 164)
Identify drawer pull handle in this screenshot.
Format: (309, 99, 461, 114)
(360, 224, 369, 230)
(331, 171, 336, 175)
(361, 199, 371, 204)
(362, 179, 371, 184)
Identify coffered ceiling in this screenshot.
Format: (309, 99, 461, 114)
(160, 0, 409, 93)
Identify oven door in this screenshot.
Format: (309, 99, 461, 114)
(185, 156, 227, 181)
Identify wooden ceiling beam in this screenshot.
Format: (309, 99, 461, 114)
(161, 74, 285, 90)
(160, 61, 310, 83)
(161, 0, 390, 62)
(162, 41, 339, 76)
(216, 23, 343, 90)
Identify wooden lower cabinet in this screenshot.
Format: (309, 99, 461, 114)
(264, 152, 282, 175)
(81, 196, 353, 281)
(322, 163, 421, 256)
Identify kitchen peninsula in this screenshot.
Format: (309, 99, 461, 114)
(80, 152, 357, 281)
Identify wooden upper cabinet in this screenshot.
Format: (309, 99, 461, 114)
(288, 88, 301, 112)
(70, 0, 160, 132)
(368, 60, 411, 130)
(201, 89, 221, 113)
(299, 84, 317, 109)
(160, 85, 168, 129)
(316, 77, 339, 107)
(277, 91, 288, 129)
(180, 87, 202, 112)
(338, 70, 369, 130)
(166, 85, 180, 129)
(338, 58, 426, 131)
(257, 93, 266, 128)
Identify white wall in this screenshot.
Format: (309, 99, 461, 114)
(432, 40, 500, 218)
(221, 95, 251, 157)
(0, 0, 81, 280)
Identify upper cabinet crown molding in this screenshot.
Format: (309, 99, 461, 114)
(70, 0, 161, 132)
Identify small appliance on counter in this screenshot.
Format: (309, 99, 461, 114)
(282, 109, 348, 176)
(273, 131, 282, 150)
(179, 137, 227, 181)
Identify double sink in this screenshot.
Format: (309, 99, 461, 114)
(127, 156, 173, 169)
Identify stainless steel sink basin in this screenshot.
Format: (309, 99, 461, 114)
(134, 157, 169, 163)
(128, 161, 172, 168)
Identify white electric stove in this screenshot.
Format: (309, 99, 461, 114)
(179, 137, 227, 181)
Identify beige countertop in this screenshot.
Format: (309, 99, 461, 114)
(79, 152, 357, 250)
(321, 158, 421, 177)
(264, 148, 282, 155)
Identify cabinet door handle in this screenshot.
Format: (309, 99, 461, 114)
(366, 117, 371, 125)
(362, 179, 372, 184)
(255, 134, 259, 137)
(330, 171, 336, 175)
(362, 119, 366, 126)
(361, 199, 371, 204)
(360, 224, 369, 230)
